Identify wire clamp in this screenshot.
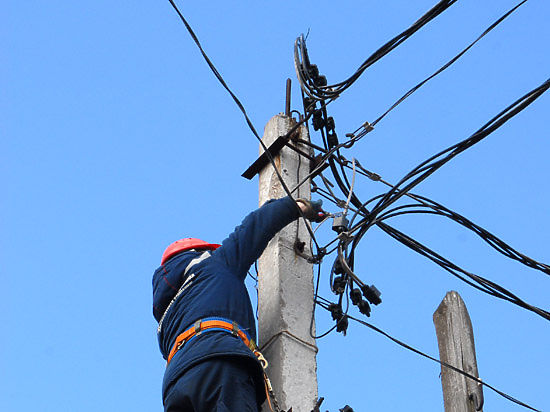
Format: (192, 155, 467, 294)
(469, 379, 484, 411)
(361, 121, 374, 133)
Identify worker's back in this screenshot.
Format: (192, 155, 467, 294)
(153, 249, 258, 394)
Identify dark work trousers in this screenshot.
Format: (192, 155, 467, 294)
(163, 357, 263, 412)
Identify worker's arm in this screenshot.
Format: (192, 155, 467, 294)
(212, 196, 321, 280)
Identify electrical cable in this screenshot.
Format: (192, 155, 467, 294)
(310, 261, 339, 339)
(365, 78, 550, 230)
(351, 0, 529, 137)
(315, 300, 541, 412)
(339, 78, 550, 263)
(303, 78, 550, 321)
(295, 0, 459, 101)
(322, 183, 550, 321)
(336, 160, 550, 276)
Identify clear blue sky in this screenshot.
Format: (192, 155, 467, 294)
(3, 1, 549, 411)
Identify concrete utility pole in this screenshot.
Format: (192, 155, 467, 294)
(433, 291, 484, 412)
(258, 113, 318, 412)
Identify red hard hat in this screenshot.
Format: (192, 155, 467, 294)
(161, 238, 221, 265)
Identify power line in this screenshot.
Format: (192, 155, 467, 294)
(328, 158, 550, 277)
(352, 0, 529, 136)
(295, 0, 459, 101)
(314, 300, 541, 412)
(299, 74, 550, 322)
(363, 79, 550, 225)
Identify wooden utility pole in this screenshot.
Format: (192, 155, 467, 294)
(433, 291, 484, 412)
(257, 113, 318, 412)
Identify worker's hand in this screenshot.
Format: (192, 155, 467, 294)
(296, 198, 326, 222)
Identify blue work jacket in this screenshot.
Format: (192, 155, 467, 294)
(152, 196, 300, 397)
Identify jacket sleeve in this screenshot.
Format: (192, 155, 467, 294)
(212, 196, 300, 280)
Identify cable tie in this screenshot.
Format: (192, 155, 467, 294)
(362, 121, 374, 133)
(336, 199, 347, 208)
(469, 378, 484, 411)
(337, 231, 354, 243)
(368, 172, 381, 181)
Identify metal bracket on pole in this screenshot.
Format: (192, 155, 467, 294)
(243, 79, 320, 180)
(242, 130, 325, 180)
(242, 133, 293, 179)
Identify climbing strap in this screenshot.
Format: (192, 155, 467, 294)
(263, 370, 282, 412)
(166, 317, 281, 412)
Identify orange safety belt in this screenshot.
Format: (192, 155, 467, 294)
(166, 318, 278, 411)
(166, 319, 260, 364)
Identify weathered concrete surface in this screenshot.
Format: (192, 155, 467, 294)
(258, 114, 318, 412)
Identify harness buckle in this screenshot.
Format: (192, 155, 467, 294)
(254, 350, 269, 369)
(231, 321, 240, 337)
(194, 320, 202, 333)
(264, 373, 274, 392)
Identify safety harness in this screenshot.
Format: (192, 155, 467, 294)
(166, 317, 259, 363)
(166, 317, 281, 412)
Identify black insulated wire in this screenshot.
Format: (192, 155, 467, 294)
(308, 79, 550, 322)
(365, 78, 550, 229)
(351, 0, 529, 136)
(315, 299, 541, 410)
(295, 0, 459, 101)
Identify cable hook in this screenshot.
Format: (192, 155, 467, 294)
(469, 379, 484, 411)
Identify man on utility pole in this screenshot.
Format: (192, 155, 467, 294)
(152, 194, 323, 411)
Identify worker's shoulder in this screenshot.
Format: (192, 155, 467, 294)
(158, 250, 205, 273)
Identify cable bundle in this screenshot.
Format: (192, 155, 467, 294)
(295, 0, 459, 102)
